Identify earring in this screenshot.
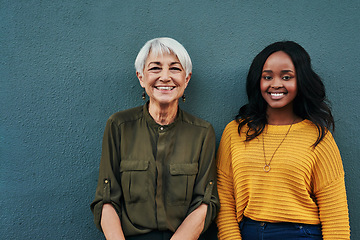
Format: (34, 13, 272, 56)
(182, 94, 186, 102)
(142, 91, 146, 100)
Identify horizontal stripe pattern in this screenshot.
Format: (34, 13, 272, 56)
(216, 120, 350, 240)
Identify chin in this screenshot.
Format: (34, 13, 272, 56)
(267, 102, 294, 111)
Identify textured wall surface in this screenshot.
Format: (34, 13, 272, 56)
(1, 1, 359, 239)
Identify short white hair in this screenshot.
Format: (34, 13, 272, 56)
(135, 37, 192, 77)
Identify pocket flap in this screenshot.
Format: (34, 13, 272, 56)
(170, 163, 198, 175)
(120, 160, 149, 172)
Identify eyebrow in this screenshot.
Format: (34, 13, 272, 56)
(262, 70, 294, 73)
(147, 61, 181, 67)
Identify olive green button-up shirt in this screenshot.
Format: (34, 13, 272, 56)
(91, 103, 219, 236)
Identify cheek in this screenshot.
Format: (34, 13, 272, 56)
(175, 75, 189, 88)
(288, 82, 298, 95)
(260, 79, 268, 93)
(260, 82, 268, 100)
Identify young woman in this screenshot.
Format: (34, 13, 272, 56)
(216, 41, 350, 240)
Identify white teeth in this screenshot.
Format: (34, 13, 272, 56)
(157, 87, 174, 90)
(270, 93, 284, 97)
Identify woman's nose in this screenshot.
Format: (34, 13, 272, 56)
(159, 69, 171, 81)
(271, 77, 283, 88)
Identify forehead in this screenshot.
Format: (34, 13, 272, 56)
(263, 51, 295, 69)
(145, 50, 180, 64)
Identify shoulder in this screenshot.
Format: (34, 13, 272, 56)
(222, 119, 242, 135)
(298, 119, 339, 153)
(217, 120, 242, 143)
(108, 105, 143, 126)
(316, 129, 338, 151)
(181, 109, 214, 131)
(300, 119, 319, 131)
(296, 119, 335, 143)
(226, 119, 240, 130)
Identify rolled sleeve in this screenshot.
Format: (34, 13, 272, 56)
(187, 125, 220, 232)
(90, 118, 122, 231)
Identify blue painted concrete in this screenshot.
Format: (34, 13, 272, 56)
(1, 1, 359, 239)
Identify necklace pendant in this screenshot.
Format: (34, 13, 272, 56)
(263, 164, 271, 172)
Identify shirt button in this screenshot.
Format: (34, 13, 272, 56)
(260, 222, 265, 227)
(159, 126, 164, 131)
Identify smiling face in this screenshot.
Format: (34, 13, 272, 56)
(260, 51, 298, 114)
(137, 51, 191, 107)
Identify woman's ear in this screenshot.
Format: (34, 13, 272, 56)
(136, 72, 145, 88)
(184, 72, 192, 88)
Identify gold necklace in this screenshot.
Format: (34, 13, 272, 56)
(262, 121, 294, 173)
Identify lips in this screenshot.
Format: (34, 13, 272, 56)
(270, 93, 284, 97)
(268, 92, 287, 100)
(155, 86, 175, 90)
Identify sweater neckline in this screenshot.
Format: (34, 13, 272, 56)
(265, 119, 311, 133)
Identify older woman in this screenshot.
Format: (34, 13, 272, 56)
(91, 37, 219, 240)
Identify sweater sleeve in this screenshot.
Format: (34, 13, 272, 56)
(312, 132, 350, 239)
(216, 123, 242, 240)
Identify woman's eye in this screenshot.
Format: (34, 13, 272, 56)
(149, 67, 161, 71)
(170, 67, 182, 71)
(263, 76, 272, 80)
(282, 76, 292, 80)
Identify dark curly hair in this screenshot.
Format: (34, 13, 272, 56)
(236, 41, 334, 147)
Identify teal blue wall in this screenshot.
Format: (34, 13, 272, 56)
(1, 1, 359, 239)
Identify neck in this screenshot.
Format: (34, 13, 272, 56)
(266, 106, 301, 125)
(148, 100, 179, 125)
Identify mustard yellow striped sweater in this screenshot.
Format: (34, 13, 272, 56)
(216, 120, 350, 240)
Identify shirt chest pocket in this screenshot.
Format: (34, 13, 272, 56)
(120, 160, 149, 203)
(167, 163, 198, 205)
